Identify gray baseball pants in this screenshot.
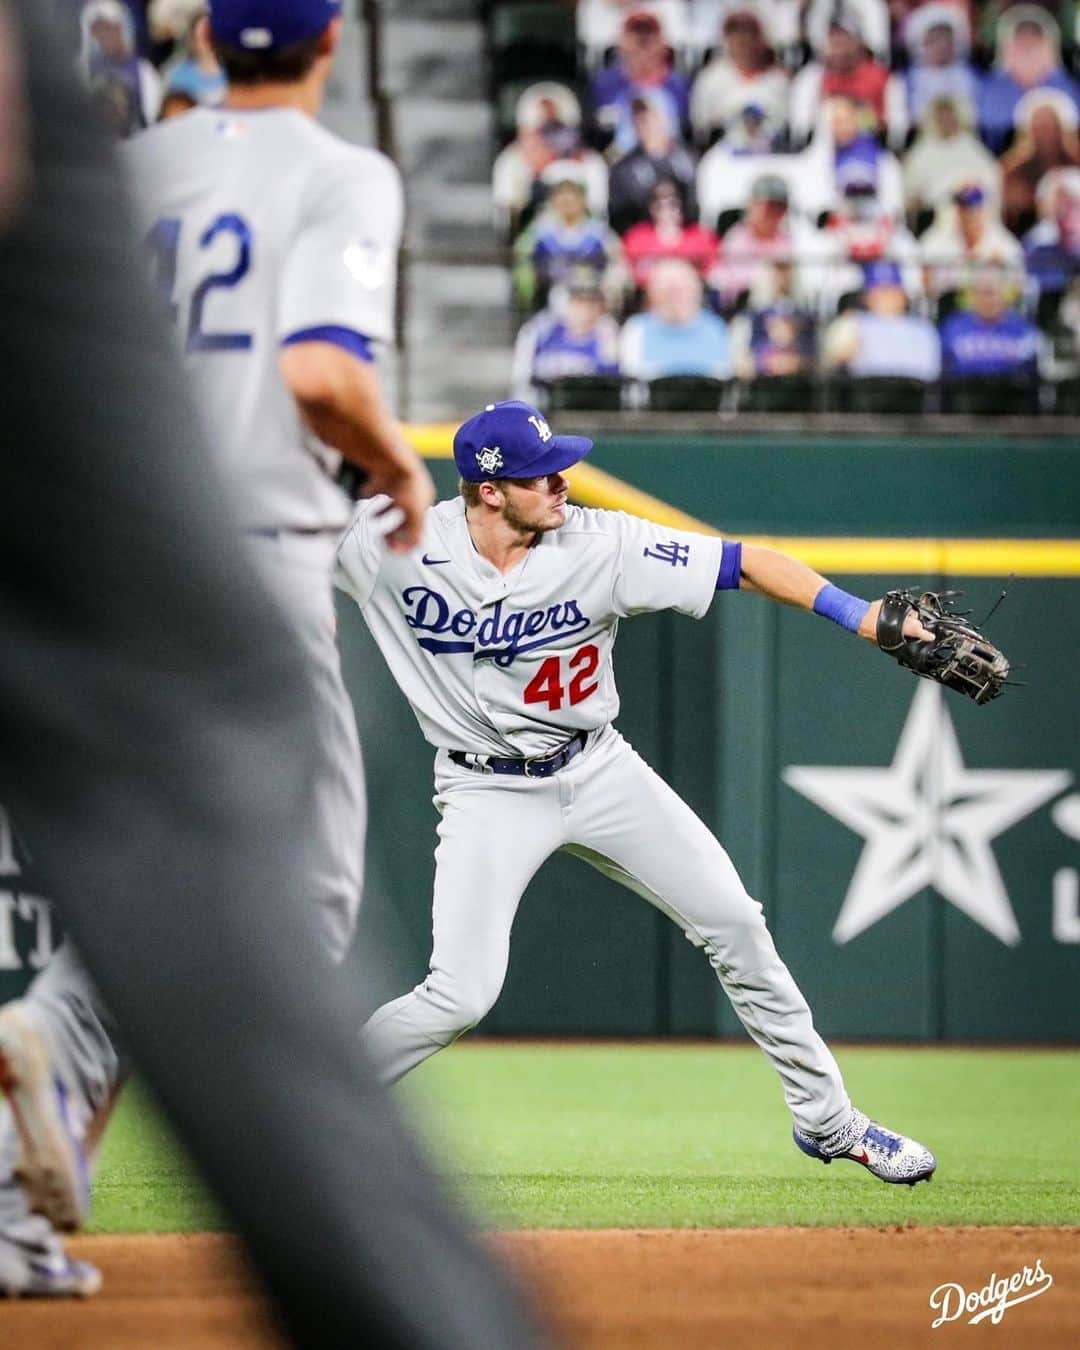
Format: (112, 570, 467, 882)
(361, 725, 853, 1138)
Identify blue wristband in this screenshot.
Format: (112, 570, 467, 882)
(813, 583, 871, 633)
(716, 540, 742, 591)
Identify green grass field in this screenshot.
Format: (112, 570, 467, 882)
(89, 1044, 1080, 1234)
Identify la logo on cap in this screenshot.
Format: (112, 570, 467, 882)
(527, 414, 552, 442)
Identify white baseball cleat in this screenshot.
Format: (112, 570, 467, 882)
(793, 1108, 937, 1186)
(0, 1004, 89, 1231)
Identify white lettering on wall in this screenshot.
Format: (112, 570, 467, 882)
(0, 808, 20, 878)
(1052, 869, 1080, 944)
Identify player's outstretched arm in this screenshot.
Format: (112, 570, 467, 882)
(737, 543, 934, 644)
(280, 340, 433, 552)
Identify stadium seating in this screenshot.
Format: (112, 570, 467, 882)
(545, 374, 624, 412)
(645, 375, 729, 412)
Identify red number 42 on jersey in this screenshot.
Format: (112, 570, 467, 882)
(522, 644, 600, 712)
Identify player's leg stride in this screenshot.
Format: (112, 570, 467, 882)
(792, 1110, 937, 1186)
(0, 1003, 97, 1300)
(0, 1002, 90, 1233)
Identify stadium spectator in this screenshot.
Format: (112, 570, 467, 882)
(789, 10, 904, 149)
(512, 272, 622, 400)
(823, 260, 941, 379)
(976, 6, 1080, 154)
(1023, 166, 1080, 297)
(689, 9, 790, 146)
(718, 101, 785, 156)
(822, 163, 923, 308)
(148, 0, 204, 56)
(709, 173, 828, 306)
(620, 257, 733, 377)
(78, 0, 161, 135)
(608, 90, 699, 234)
(799, 94, 905, 220)
(158, 8, 225, 118)
(1000, 89, 1080, 235)
(731, 287, 818, 379)
(60, 0, 150, 56)
(891, 0, 978, 45)
(919, 181, 1024, 296)
(512, 163, 622, 311)
(588, 10, 691, 154)
(940, 268, 1040, 380)
(902, 93, 1001, 219)
(900, 4, 979, 126)
(577, 0, 689, 70)
(803, 0, 891, 62)
(493, 84, 609, 233)
(621, 178, 720, 287)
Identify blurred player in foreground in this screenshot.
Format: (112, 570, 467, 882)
(337, 400, 940, 1188)
(0, 4, 551, 1344)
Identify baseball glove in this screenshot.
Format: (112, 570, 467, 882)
(876, 589, 1011, 705)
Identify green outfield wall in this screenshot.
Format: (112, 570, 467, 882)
(343, 433, 1080, 1043)
(2, 432, 1077, 1040)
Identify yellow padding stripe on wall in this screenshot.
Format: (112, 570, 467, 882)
(405, 424, 1080, 577)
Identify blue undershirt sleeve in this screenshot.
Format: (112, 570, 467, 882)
(281, 326, 374, 362)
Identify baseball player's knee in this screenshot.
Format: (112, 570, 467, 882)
(419, 968, 503, 1036)
(696, 900, 777, 969)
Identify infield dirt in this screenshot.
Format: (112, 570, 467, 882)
(3, 1227, 1076, 1348)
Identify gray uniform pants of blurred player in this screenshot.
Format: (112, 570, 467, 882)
(0, 529, 366, 1246)
(362, 726, 852, 1138)
(0, 4, 550, 1345)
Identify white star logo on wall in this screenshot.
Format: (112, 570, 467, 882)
(783, 683, 1071, 947)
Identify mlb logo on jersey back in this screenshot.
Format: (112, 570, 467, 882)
(343, 238, 391, 290)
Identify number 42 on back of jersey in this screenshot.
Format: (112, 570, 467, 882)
(147, 213, 254, 353)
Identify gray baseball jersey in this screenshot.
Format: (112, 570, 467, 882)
(335, 498, 726, 757)
(122, 107, 403, 531)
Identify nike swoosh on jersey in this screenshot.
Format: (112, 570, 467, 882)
(422, 554, 451, 566)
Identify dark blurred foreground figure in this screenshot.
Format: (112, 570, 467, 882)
(0, 3, 550, 1346)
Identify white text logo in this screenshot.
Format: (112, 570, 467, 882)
(930, 1260, 1053, 1328)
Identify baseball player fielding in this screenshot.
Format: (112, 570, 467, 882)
(336, 399, 938, 1186)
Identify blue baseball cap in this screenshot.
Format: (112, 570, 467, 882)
(453, 401, 593, 482)
(862, 259, 903, 290)
(954, 182, 986, 208)
(208, 0, 340, 49)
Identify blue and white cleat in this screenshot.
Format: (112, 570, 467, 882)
(0, 1247, 102, 1299)
(0, 1004, 89, 1231)
(793, 1108, 937, 1186)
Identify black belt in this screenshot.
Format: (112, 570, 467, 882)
(449, 730, 588, 779)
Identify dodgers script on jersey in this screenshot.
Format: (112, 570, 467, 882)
(335, 499, 726, 757)
(122, 107, 402, 531)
